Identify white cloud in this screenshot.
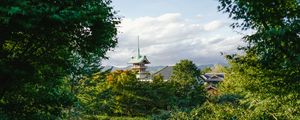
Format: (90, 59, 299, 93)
(203, 20, 225, 31)
(196, 14, 204, 19)
(103, 13, 244, 66)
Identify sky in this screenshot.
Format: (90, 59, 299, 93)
(102, 0, 245, 67)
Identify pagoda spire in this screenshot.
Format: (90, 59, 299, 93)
(128, 36, 151, 80)
(137, 36, 141, 58)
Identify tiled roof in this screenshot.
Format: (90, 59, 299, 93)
(128, 55, 150, 64)
(152, 66, 173, 80)
(201, 73, 225, 82)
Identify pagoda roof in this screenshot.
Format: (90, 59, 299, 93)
(128, 55, 150, 64)
(201, 73, 225, 82)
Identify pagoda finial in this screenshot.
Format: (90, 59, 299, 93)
(137, 36, 141, 58)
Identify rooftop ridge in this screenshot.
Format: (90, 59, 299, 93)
(153, 66, 170, 75)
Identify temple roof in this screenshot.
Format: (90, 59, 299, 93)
(128, 37, 151, 64)
(152, 66, 173, 80)
(201, 73, 225, 82)
(128, 55, 150, 64)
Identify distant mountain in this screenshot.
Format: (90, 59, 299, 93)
(197, 64, 214, 70)
(147, 66, 165, 73)
(103, 63, 227, 73)
(197, 63, 228, 70)
(102, 66, 129, 71)
(102, 65, 165, 73)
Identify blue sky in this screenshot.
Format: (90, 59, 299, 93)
(112, 0, 224, 20)
(103, 0, 244, 67)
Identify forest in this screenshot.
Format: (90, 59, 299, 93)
(0, 0, 299, 119)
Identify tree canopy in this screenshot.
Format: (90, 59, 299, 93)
(170, 59, 206, 108)
(0, 0, 119, 119)
(218, 0, 300, 97)
(168, 1, 300, 119)
(170, 59, 201, 84)
(217, 0, 300, 119)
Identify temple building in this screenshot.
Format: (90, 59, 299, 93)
(128, 38, 151, 80)
(201, 73, 225, 95)
(127, 37, 225, 84)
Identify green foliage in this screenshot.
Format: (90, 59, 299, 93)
(170, 59, 206, 108)
(80, 60, 207, 118)
(210, 64, 227, 73)
(169, 102, 246, 120)
(173, 59, 299, 119)
(152, 73, 164, 83)
(170, 59, 200, 83)
(200, 66, 212, 74)
(84, 115, 149, 120)
(193, 0, 300, 119)
(219, 0, 300, 70)
(89, 70, 175, 116)
(169, 0, 300, 119)
(0, 0, 119, 119)
(220, 61, 300, 119)
(77, 70, 144, 116)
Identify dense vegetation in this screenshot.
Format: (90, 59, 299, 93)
(216, 0, 299, 119)
(0, 0, 119, 119)
(76, 60, 206, 119)
(1, 0, 299, 119)
(167, 0, 300, 119)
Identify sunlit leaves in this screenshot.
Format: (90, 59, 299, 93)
(215, 0, 300, 119)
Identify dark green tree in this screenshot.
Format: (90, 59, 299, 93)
(216, 0, 300, 119)
(170, 59, 201, 84)
(0, 0, 119, 119)
(169, 1, 300, 118)
(170, 59, 206, 108)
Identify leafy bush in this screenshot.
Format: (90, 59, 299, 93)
(79, 66, 207, 118)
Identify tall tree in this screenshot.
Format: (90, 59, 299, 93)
(170, 59, 201, 84)
(0, 0, 119, 119)
(170, 59, 206, 108)
(218, 0, 300, 119)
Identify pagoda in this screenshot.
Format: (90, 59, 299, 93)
(128, 37, 151, 80)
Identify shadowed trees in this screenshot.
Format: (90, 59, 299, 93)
(0, 0, 119, 119)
